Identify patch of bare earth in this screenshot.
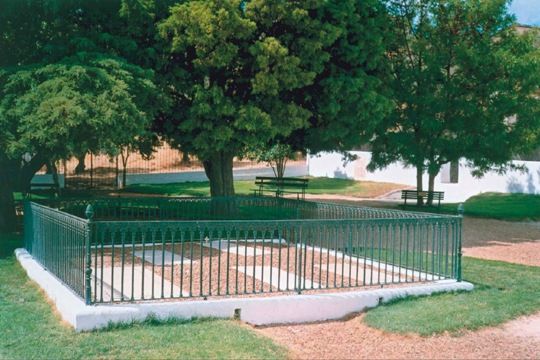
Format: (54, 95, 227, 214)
(257, 313, 540, 359)
(460, 218, 540, 266)
(255, 212, 540, 359)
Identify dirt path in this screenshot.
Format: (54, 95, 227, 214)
(461, 218, 540, 266)
(256, 202, 540, 359)
(257, 312, 540, 359)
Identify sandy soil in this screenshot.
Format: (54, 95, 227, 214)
(460, 218, 540, 266)
(257, 312, 540, 359)
(92, 243, 417, 302)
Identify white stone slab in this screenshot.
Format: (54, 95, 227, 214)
(204, 240, 275, 257)
(304, 245, 440, 281)
(134, 250, 192, 265)
(236, 266, 319, 290)
(315, 262, 410, 284)
(95, 265, 186, 301)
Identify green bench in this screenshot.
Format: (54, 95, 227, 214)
(253, 177, 309, 200)
(401, 189, 444, 208)
(25, 182, 61, 199)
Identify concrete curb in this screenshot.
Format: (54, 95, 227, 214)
(16, 248, 474, 332)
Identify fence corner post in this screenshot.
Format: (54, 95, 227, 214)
(457, 205, 464, 282)
(84, 204, 95, 305)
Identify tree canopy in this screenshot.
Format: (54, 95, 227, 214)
(156, 0, 390, 196)
(369, 0, 540, 204)
(0, 0, 164, 232)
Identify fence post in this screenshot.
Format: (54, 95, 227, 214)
(457, 204, 464, 282)
(23, 201, 31, 252)
(84, 204, 94, 305)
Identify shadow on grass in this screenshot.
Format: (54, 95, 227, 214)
(0, 232, 23, 259)
(124, 182, 211, 197)
(101, 315, 221, 332)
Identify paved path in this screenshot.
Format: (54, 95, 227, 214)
(124, 164, 308, 186)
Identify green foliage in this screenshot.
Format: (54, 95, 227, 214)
(248, 143, 295, 178)
(158, 0, 327, 160)
(0, 0, 167, 231)
(156, 0, 390, 194)
(370, 0, 540, 191)
(0, 53, 160, 161)
(364, 257, 540, 335)
(298, 0, 392, 153)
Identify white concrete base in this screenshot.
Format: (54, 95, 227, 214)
(15, 248, 473, 332)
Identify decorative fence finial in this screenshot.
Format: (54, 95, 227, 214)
(457, 203, 464, 216)
(85, 204, 95, 220)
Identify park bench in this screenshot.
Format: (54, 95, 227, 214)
(25, 181, 61, 199)
(401, 189, 444, 208)
(253, 176, 309, 200)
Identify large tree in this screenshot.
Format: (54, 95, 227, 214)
(370, 0, 540, 205)
(157, 0, 390, 196)
(0, 0, 163, 232)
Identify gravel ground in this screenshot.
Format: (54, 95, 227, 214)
(92, 243, 417, 302)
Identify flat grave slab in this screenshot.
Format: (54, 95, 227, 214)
(236, 266, 319, 291)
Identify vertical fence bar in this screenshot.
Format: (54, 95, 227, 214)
(457, 217, 463, 281)
(84, 205, 94, 305)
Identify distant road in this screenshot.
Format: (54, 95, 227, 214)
(124, 164, 308, 186)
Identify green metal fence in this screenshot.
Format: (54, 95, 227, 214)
(24, 197, 462, 304)
(24, 202, 89, 299)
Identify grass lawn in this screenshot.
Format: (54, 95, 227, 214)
(364, 257, 540, 335)
(449, 192, 540, 220)
(398, 192, 540, 221)
(0, 234, 286, 360)
(124, 177, 403, 198)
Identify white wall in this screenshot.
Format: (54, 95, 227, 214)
(308, 151, 540, 202)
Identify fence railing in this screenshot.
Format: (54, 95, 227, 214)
(24, 197, 462, 304)
(24, 202, 89, 299)
(46, 196, 442, 221)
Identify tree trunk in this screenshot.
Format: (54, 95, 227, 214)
(74, 154, 86, 174)
(427, 171, 437, 206)
(181, 151, 191, 165)
(121, 149, 130, 189)
(203, 151, 235, 197)
(0, 164, 17, 233)
(275, 157, 287, 179)
(0, 154, 46, 233)
(416, 165, 424, 206)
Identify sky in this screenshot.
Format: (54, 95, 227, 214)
(509, 0, 540, 26)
